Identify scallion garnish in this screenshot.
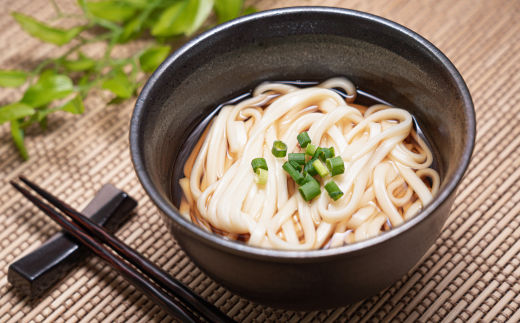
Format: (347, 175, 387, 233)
(271, 140, 288, 158)
(326, 156, 345, 177)
(312, 159, 330, 177)
(297, 132, 311, 148)
(288, 153, 306, 165)
(304, 157, 318, 176)
(255, 168, 268, 185)
(283, 162, 304, 183)
(305, 144, 316, 157)
(313, 147, 322, 159)
(324, 180, 343, 201)
(251, 158, 268, 172)
(299, 172, 317, 186)
(289, 160, 302, 171)
(298, 180, 321, 201)
(320, 147, 334, 162)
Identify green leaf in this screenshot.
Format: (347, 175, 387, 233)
(243, 6, 258, 16)
(60, 95, 85, 114)
(12, 12, 83, 46)
(151, 1, 188, 36)
(119, 16, 143, 43)
(21, 71, 74, 108)
(11, 119, 29, 160)
(152, 0, 213, 36)
(102, 70, 133, 99)
(184, 0, 214, 35)
(0, 103, 35, 125)
(121, 0, 149, 9)
(63, 53, 96, 71)
(214, 0, 243, 23)
(86, 1, 137, 22)
(0, 70, 28, 88)
(139, 46, 171, 73)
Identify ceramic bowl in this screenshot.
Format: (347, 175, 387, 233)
(130, 7, 475, 311)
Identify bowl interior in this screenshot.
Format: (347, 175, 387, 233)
(131, 7, 474, 255)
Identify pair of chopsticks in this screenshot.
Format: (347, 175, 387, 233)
(10, 177, 235, 323)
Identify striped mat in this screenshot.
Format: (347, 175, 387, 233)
(1, 0, 520, 322)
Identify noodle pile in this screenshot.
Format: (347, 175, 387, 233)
(178, 78, 439, 250)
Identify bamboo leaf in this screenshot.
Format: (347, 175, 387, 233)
(10, 119, 29, 160)
(86, 1, 137, 22)
(102, 70, 133, 99)
(214, 0, 243, 23)
(150, 1, 188, 37)
(63, 53, 96, 71)
(0, 103, 35, 125)
(0, 70, 28, 88)
(12, 12, 83, 46)
(139, 46, 171, 73)
(151, 0, 213, 36)
(60, 95, 85, 114)
(21, 70, 74, 108)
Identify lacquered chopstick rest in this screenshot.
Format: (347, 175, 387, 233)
(7, 183, 137, 298)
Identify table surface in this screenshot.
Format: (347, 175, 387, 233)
(1, 0, 520, 322)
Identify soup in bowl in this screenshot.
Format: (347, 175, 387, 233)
(130, 7, 475, 310)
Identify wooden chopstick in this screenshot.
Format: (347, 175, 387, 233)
(10, 180, 228, 323)
(17, 176, 235, 323)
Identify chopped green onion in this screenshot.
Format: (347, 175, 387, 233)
(283, 162, 304, 183)
(312, 159, 330, 177)
(271, 140, 287, 158)
(326, 156, 345, 177)
(304, 157, 318, 176)
(324, 180, 344, 201)
(320, 147, 335, 162)
(251, 158, 268, 172)
(305, 144, 317, 156)
(288, 153, 306, 165)
(298, 180, 321, 201)
(289, 160, 302, 171)
(255, 169, 268, 185)
(313, 147, 322, 159)
(299, 172, 317, 186)
(297, 132, 311, 148)
(329, 147, 335, 157)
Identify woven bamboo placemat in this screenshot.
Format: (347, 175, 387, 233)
(1, 0, 520, 322)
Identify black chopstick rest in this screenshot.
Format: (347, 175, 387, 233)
(7, 183, 137, 298)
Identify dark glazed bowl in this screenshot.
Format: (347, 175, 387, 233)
(130, 7, 475, 311)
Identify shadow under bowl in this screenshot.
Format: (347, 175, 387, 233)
(130, 7, 475, 311)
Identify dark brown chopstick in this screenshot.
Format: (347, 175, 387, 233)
(10, 180, 230, 323)
(17, 176, 235, 323)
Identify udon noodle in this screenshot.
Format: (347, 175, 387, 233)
(178, 78, 439, 250)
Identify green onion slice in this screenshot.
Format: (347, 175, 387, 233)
(288, 153, 306, 165)
(313, 147, 323, 159)
(305, 144, 316, 157)
(326, 156, 345, 177)
(298, 180, 321, 201)
(304, 157, 318, 176)
(312, 159, 330, 177)
(299, 172, 317, 186)
(251, 158, 268, 172)
(255, 168, 268, 185)
(289, 160, 302, 171)
(320, 147, 335, 162)
(283, 162, 304, 183)
(297, 132, 311, 148)
(324, 180, 344, 201)
(271, 140, 287, 158)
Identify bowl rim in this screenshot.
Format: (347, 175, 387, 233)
(130, 6, 476, 260)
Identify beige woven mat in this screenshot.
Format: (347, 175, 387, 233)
(1, 0, 520, 322)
